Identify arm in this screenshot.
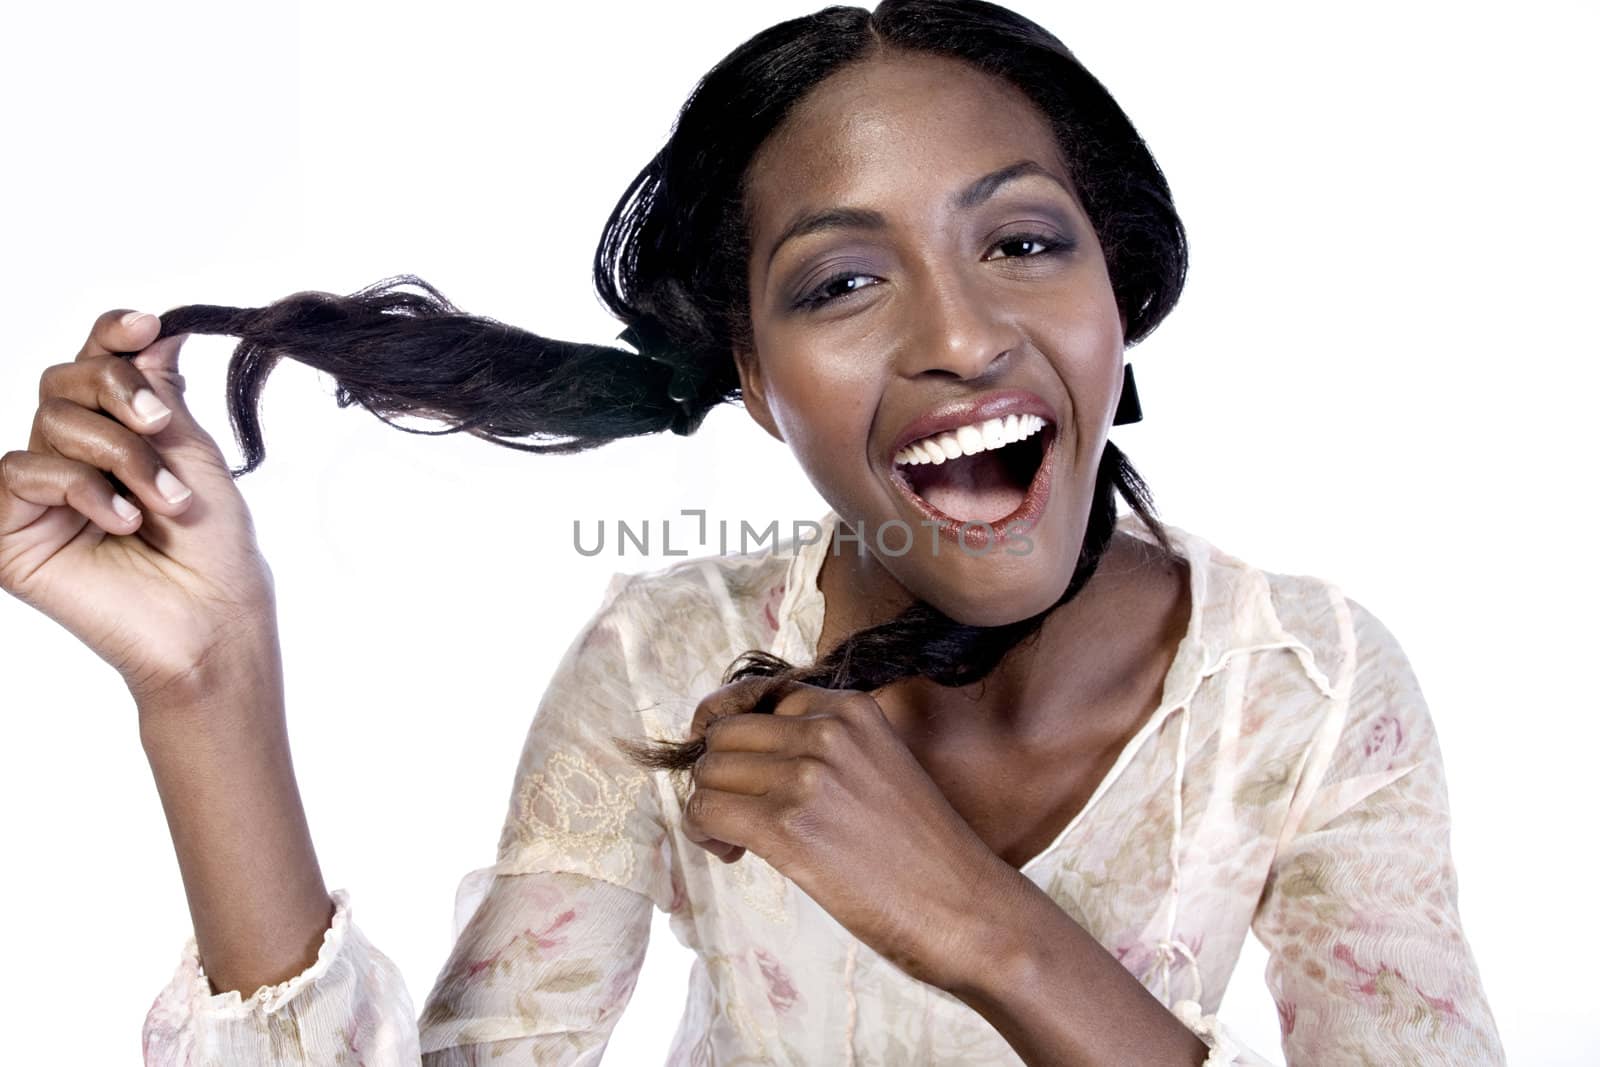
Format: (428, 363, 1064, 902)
(942, 594, 1506, 1067)
(142, 574, 673, 1065)
(138, 633, 422, 1064)
(417, 870, 654, 1064)
(946, 878, 1245, 1065)
(1250, 598, 1505, 1063)
(948, 875, 1272, 1065)
(137, 631, 335, 1001)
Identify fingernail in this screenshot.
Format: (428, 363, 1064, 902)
(120, 311, 157, 329)
(111, 494, 140, 523)
(155, 467, 191, 504)
(132, 389, 172, 423)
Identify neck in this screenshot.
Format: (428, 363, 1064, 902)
(814, 528, 1188, 741)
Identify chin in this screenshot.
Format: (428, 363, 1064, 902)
(895, 532, 1082, 627)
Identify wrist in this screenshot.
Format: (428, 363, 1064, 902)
(940, 859, 1042, 1006)
(136, 630, 285, 751)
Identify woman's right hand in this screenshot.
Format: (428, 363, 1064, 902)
(0, 309, 279, 708)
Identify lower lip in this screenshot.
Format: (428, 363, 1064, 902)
(889, 424, 1058, 552)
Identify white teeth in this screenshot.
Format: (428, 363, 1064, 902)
(894, 412, 1048, 465)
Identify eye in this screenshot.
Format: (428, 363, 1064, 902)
(793, 231, 1076, 311)
(983, 232, 1074, 262)
(794, 270, 877, 311)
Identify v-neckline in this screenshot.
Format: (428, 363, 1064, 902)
(772, 508, 1211, 878)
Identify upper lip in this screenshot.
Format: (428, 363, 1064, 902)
(886, 388, 1058, 466)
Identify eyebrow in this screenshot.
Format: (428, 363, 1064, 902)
(763, 159, 1071, 272)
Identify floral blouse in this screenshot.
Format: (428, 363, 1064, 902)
(141, 509, 1505, 1065)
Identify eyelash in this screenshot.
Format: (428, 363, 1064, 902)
(793, 231, 1076, 311)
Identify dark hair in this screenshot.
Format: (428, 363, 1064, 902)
(140, 0, 1186, 776)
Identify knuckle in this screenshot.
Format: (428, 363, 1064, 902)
(69, 462, 104, 493)
(843, 692, 879, 718)
(35, 396, 73, 434)
(98, 356, 143, 405)
(791, 758, 826, 796)
(702, 714, 731, 744)
(777, 801, 818, 843)
(37, 362, 71, 402)
(696, 751, 726, 780)
(808, 717, 849, 756)
(689, 704, 713, 739)
(686, 790, 712, 820)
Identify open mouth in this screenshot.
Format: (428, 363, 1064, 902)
(889, 415, 1056, 531)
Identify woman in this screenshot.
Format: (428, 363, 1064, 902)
(0, 1, 1503, 1063)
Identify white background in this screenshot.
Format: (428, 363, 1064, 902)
(1, 1, 1593, 1063)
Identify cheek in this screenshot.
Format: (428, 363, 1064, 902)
(767, 357, 880, 494)
(1049, 289, 1125, 427)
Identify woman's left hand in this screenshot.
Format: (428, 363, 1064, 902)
(682, 676, 1021, 993)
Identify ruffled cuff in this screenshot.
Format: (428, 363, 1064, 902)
(190, 888, 353, 1019)
(143, 888, 421, 1067)
(1173, 999, 1251, 1066)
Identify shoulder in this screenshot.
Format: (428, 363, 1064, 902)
(581, 536, 800, 696)
(1239, 551, 1439, 790)
(605, 539, 796, 635)
(1259, 565, 1417, 709)
(1118, 516, 1417, 702)
(1168, 526, 1450, 821)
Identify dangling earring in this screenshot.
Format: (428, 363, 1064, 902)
(1112, 363, 1143, 426)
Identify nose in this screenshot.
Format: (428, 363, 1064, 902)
(892, 264, 1021, 381)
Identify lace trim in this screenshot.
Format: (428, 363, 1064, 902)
(188, 888, 353, 1021)
(497, 750, 651, 887)
(1173, 999, 1244, 1066)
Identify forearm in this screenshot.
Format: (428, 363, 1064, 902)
(946, 870, 1209, 1067)
(138, 631, 333, 999)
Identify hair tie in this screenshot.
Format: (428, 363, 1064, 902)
(617, 321, 709, 436)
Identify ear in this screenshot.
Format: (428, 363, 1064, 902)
(732, 344, 785, 444)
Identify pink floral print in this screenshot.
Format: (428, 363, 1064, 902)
(140, 512, 1504, 1065)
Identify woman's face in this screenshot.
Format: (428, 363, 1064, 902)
(736, 50, 1127, 627)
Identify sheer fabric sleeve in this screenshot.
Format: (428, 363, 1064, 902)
(142, 573, 677, 1065)
(141, 888, 421, 1065)
(417, 571, 676, 1062)
(1249, 596, 1506, 1064)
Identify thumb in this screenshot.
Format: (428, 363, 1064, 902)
(127, 332, 201, 434)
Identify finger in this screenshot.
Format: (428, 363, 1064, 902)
(77, 308, 161, 363)
(685, 825, 743, 864)
(689, 674, 806, 741)
(39, 357, 176, 438)
(126, 333, 197, 431)
(0, 450, 144, 537)
(767, 680, 841, 717)
(31, 399, 193, 517)
(689, 676, 773, 741)
(128, 330, 190, 390)
(700, 711, 814, 755)
(692, 749, 784, 796)
(683, 785, 760, 862)
(771, 684, 884, 724)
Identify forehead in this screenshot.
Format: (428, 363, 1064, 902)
(743, 51, 1070, 245)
